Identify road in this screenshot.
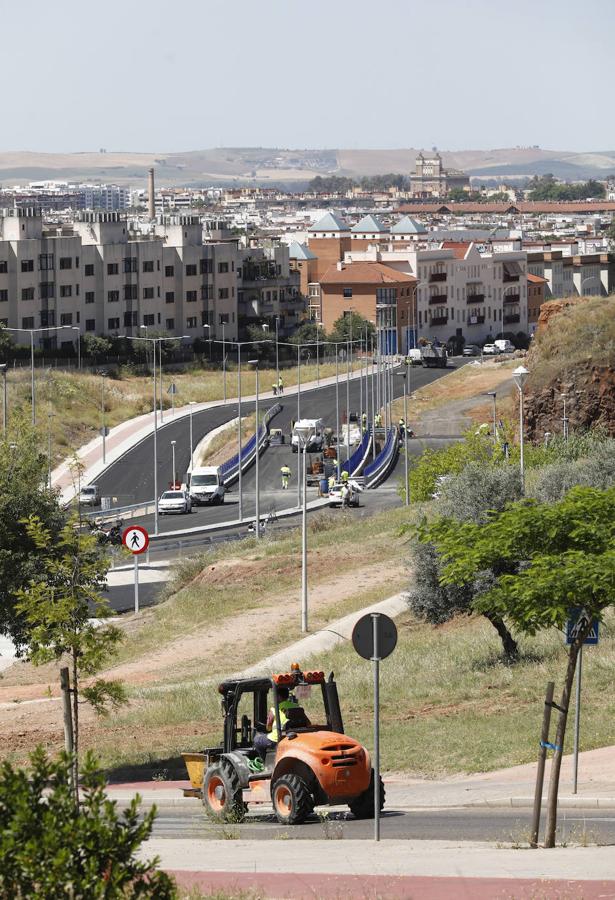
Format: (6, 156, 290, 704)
(149, 804, 615, 844)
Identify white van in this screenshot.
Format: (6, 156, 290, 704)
(187, 466, 225, 505)
(291, 418, 325, 453)
(494, 339, 515, 353)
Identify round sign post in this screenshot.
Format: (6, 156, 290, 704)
(122, 527, 150, 614)
(352, 612, 398, 843)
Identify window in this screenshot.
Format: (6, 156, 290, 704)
(143, 287, 154, 299)
(21, 259, 34, 273)
(123, 311, 138, 327)
(185, 263, 197, 276)
(186, 316, 197, 328)
(107, 262, 119, 275)
(39, 253, 54, 271)
(200, 258, 213, 275)
(75, 256, 79, 269)
(142, 260, 154, 273)
(85, 319, 96, 332)
(186, 290, 197, 302)
(108, 317, 120, 330)
(165, 291, 175, 303)
(143, 314, 155, 326)
(124, 284, 138, 300)
(343, 287, 353, 298)
(85, 263, 95, 276)
(60, 285, 72, 298)
(76, 284, 79, 296)
(218, 288, 229, 299)
(22, 316, 35, 328)
(123, 257, 137, 273)
(107, 290, 119, 302)
(22, 287, 35, 301)
(0, 261, 7, 273)
(40, 282, 54, 299)
(59, 257, 72, 270)
(165, 265, 174, 277)
(41, 310, 55, 327)
(60, 313, 73, 326)
(85, 292, 95, 304)
(0, 290, 7, 302)
(202, 284, 213, 300)
(218, 262, 229, 273)
(166, 318, 175, 330)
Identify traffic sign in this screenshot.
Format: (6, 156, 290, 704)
(352, 613, 398, 660)
(167, 383, 177, 395)
(122, 526, 149, 555)
(565, 608, 599, 645)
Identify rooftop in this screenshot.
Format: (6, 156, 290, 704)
(351, 214, 387, 233)
(320, 261, 417, 286)
(288, 240, 317, 261)
(309, 212, 349, 232)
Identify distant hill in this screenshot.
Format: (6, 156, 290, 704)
(1, 146, 614, 189)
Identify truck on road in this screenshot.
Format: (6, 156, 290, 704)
(186, 466, 226, 505)
(291, 418, 325, 454)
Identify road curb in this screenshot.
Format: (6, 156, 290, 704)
(468, 796, 615, 810)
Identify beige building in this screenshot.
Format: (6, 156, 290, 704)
(409, 152, 470, 198)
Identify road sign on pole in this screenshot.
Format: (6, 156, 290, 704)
(122, 526, 149, 615)
(564, 607, 599, 794)
(352, 612, 398, 842)
(565, 608, 599, 645)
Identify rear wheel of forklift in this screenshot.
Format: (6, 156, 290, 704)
(348, 770, 385, 819)
(203, 761, 246, 821)
(272, 773, 314, 825)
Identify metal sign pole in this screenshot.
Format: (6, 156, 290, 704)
(371, 612, 380, 842)
(573, 644, 582, 794)
(134, 552, 139, 615)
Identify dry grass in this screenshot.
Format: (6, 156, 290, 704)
(198, 414, 256, 466)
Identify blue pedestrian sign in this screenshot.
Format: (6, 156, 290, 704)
(565, 608, 599, 645)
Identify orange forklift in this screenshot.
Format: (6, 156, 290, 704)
(183, 665, 384, 825)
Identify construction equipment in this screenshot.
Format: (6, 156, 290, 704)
(182, 665, 384, 825)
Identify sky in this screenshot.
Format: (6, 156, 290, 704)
(2, 0, 614, 153)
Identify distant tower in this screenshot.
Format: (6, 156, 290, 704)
(147, 168, 155, 220)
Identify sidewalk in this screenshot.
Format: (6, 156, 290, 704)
(51, 368, 364, 505)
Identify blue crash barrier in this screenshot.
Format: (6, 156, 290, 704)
(363, 427, 400, 489)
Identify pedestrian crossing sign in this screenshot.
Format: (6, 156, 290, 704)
(565, 607, 599, 645)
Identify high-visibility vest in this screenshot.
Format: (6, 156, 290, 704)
(281, 467, 291, 476)
(269, 699, 299, 742)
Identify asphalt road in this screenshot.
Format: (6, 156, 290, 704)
(148, 805, 615, 844)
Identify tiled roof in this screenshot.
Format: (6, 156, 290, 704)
(288, 241, 317, 261)
(390, 215, 427, 234)
(309, 212, 349, 232)
(441, 240, 473, 259)
(351, 214, 387, 233)
(527, 273, 548, 283)
(320, 262, 417, 286)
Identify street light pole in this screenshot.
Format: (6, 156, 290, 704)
(513, 366, 529, 494)
(6, 325, 72, 426)
(47, 407, 54, 488)
(397, 371, 409, 506)
(297, 342, 301, 421)
(189, 401, 196, 472)
(294, 423, 313, 634)
(101, 371, 107, 464)
(222, 321, 227, 404)
(171, 440, 177, 487)
(249, 359, 260, 539)
(275, 317, 280, 391)
(0, 364, 7, 436)
(485, 391, 497, 442)
(335, 343, 341, 478)
(561, 393, 569, 442)
(237, 342, 244, 520)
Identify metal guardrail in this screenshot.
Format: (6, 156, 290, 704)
(341, 429, 372, 478)
(220, 403, 281, 487)
(364, 427, 400, 489)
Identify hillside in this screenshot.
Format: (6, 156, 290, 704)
(1, 146, 615, 187)
(524, 296, 615, 439)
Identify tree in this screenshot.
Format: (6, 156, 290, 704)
(83, 334, 112, 361)
(16, 517, 126, 794)
(421, 486, 615, 847)
(329, 312, 375, 347)
(245, 324, 276, 363)
(0, 747, 175, 898)
(0, 324, 15, 361)
(0, 429, 66, 649)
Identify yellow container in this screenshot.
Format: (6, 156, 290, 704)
(182, 752, 206, 789)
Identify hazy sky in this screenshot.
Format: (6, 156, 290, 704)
(2, 0, 613, 152)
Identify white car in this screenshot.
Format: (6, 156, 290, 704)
(157, 490, 192, 515)
(79, 485, 101, 506)
(328, 480, 362, 508)
(481, 343, 500, 356)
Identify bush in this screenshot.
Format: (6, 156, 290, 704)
(435, 462, 523, 523)
(0, 748, 175, 898)
(528, 439, 615, 502)
(408, 431, 494, 501)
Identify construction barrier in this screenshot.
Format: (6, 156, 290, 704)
(364, 427, 400, 489)
(220, 403, 282, 487)
(341, 429, 372, 478)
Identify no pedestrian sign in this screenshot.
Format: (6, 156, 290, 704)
(122, 526, 149, 555)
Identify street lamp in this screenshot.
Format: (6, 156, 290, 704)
(396, 370, 409, 506)
(100, 371, 108, 465)
(294, 421, 314, 633)
(0, 363, 7, 435)
(484, 391, 497, 441)
(275, 316, 280, 390)
(248, 359, 260, 539)
(171, 440, 177, 487)
(561, 393, 569, 442)
(512, 365, 529, 494)
(5, 325, 72, 425)
(189, 401, 196, 472)
(222, 321, 227, 404)
(47, 407, 54, 488)
(72, 327, 81, 370)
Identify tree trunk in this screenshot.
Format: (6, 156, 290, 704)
(484, 612, 519, 661)
(72, 651, 79, 806)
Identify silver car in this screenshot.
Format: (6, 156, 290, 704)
(157, 490, 192, 515)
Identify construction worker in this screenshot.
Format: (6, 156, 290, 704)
(375, 412, 382, 428)
(280, 464, 291, 490)
(341, 483, 351, 508)
(272, 382, 278, 396)
(328, 473, 336, 491)
(399, 417, 406, 438)
(254, 687, 306, 760)
(361, 412, 367, 432)
(278, 375, 284, 395)
(341, 469, 349, 484)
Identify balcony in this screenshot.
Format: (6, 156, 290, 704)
(468, 314, 485, 325)
(503, 313, 520, 324)
(429, 316, 448, 327)
(429, 294, 448, 304)
(466, 293, 485, 303)
(503, 293, 520, 304)
(429, 272, 447, 282)
(503, 273, 520, 283)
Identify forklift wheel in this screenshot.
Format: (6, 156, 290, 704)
(348, 770, 385, 819)
(271, 773, 314, 825)
(203, 762, 245, 821)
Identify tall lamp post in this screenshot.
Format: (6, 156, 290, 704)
(248, 359, 260, 539)
(0, 363, 7, 436)
(171, 440, 177, 487)
(189, 401, 196, 472)
(72, 327, 81, 370)
(100, 371, 108, 464)
(294, 422, 314, 633)
(512, 366, 529, 494)
(485, 391, 497, 441)
(396, 369, 409, 506)
(275, 316, 280, 391)
(6, 325, 71, 425)
(561, 393, 569, 442)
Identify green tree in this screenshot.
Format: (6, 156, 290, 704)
(420, 486, 615, 847)
(0, 747, 175, 898)
(0, 429, 66, 649)
(329, 312, 375, 347)
(83, 334, 113, 361)
(16, 517, 126, 793)
(0, 324, 15, 361)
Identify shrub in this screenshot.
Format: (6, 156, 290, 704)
(408, 431, 494, 502)
(435, 462, 522, 523)
(0, 748, 175, 898)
